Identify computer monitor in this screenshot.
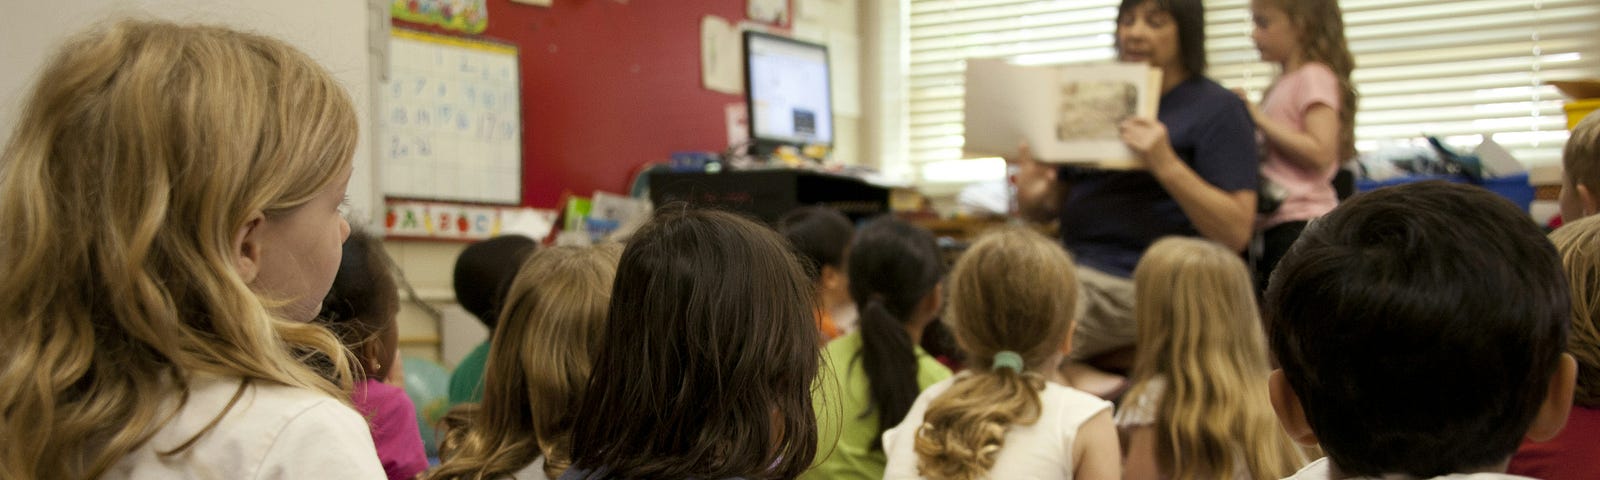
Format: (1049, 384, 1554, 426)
(744, 31, 833, 156)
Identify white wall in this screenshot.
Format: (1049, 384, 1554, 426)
(0, 0, 380, 221)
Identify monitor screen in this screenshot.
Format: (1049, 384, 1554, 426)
(744, 31, 833, 149)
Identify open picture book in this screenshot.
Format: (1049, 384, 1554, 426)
(963, 58, 1162, 169)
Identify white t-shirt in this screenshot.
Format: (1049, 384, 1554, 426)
(1284, 458, 1536, 480)
(508, 456, 551, 480)
(103, 374, 386, 479)
(881, 374, 1112, 479)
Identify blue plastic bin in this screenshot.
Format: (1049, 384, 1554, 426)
(1355, 173, 1534, 212)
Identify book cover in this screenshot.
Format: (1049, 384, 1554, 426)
(963, 59, 1162, 169)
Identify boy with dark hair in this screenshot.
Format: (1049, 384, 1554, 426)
(447, 234, 537, 405)
(776, 206, 855, 340)
(1264, 181, 1578, 479)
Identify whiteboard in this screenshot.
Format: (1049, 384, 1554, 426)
(381, 29, 522, 204)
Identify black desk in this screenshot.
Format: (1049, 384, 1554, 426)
(648, 169, 890, 224)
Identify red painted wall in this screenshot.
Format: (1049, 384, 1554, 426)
(396, 0, 778, 208)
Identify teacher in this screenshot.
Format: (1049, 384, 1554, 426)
(1013, 0, 1258, 394)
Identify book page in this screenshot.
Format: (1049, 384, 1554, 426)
(963, 60, 1159, 169)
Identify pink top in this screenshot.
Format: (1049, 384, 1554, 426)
(352, 378, 430, 480)
(1508, 405, 1600, 480)
(1259, 62, 1342, 229)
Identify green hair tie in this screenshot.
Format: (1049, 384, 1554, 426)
(992, 351, 1024, 373)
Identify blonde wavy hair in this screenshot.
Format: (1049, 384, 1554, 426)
(1550, 215, 1600, 408)
(1257, 0, 1359, 161)
(1126, 237, 1304, 479)
(433, 244, 622, 480)
(0, 19, 358, 479)
(913, 227, 1078, 480)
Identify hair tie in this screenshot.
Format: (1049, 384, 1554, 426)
(991, 351, 1024, 373)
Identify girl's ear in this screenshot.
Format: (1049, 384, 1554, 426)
(233, 211, 267, 283)
(1268, 369, 1319, 446)
(1579, 184, 1599, 218)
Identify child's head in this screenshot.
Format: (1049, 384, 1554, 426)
(433, 243, 621, 480)
(319, 227, 402, 382)
(847, 216, 945, 444)
(1, 19, 356, 478)
(1265, 181, 1576, 477)
(1116, 0, 1208, 77)
(453, 234, 538, 330)
(1250, 0, 1358, 159)
(1560, 111, 1600, 222)
(913, 227, 1077, 479)
(776, 206, 855, 308)
(1130, 237, 1302, 478)
(1549, 214, 1600, 410)
(568, 207, 819, 479)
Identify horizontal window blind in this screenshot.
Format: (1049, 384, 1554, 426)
(907, 0, 1600, 180)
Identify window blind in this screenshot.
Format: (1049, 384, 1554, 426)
(906, 0, 1600, 182)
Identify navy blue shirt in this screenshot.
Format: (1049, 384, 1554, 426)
(1057, 75, 1257, 278)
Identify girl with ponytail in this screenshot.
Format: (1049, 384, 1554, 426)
(804, 217, 952, 480)
(883, 227, 1119, 480)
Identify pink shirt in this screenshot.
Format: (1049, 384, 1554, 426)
(353, 378, 430, 480)
(1259, 62, 1342, 229)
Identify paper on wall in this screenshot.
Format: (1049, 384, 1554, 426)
(701, 15, 743, 95)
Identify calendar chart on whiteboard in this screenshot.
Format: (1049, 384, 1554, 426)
(382, 29, 522, 204)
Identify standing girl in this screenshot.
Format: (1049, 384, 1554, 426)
(0, 20, 382, 478)
(1117, 237, 1306, 479)
(882, 227, 1120, 480)
(563, 208, 820, 480)
(1243, 0, 1358, 288)
(320, 228, 430, 480)
(803, 217, 952, 480)
(432, 244, 622, 480)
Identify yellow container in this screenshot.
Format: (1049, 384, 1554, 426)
(1566, 98, 1600, 130)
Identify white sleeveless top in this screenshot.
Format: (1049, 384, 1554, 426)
(881, 373, 1112, 479)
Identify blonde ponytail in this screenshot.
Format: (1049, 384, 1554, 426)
(912, 226, 1079, 479)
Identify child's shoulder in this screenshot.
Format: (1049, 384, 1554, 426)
(1041, 380, 1112, 418)
(1287, 62, 1339, 84)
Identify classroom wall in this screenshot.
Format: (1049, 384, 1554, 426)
(391, 0, 860, 208)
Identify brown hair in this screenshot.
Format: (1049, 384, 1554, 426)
(433, 244, 622, 479)
(1564, 111, 1600, 199)
(318, 226, 402, 381)
(913, 227, 1078, 480)
(567, 207, 820, 479)
(0, 19, 357, 478)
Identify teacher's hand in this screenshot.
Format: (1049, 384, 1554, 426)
(1119, 117, 1175, 168)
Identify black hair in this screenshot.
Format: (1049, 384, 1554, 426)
(1264, 181, 1570, 477)
(319, 226, 401, 381)
(847, 216, 945, 449)
(567, 207, 819, 479)
(1117, 0, 1208, 77)
(452, 235, 537, 330)
(776, 206, 855, 282)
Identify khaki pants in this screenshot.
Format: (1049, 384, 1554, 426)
(1068, 264, 1137, 361)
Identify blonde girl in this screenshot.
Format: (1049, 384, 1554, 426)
(432, 244, 622, 480)
(1118, 237, 1305, 479)
(1242, 0, 1359, 289)
(1508, 214, 1600, 479)
(883, 227, 1120, 480)
(0, 19, 380, 479)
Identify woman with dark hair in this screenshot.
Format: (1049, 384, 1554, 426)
(1012, 0, 1259, 396)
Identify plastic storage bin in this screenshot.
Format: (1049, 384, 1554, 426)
(1356, 173, 1534, 212)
